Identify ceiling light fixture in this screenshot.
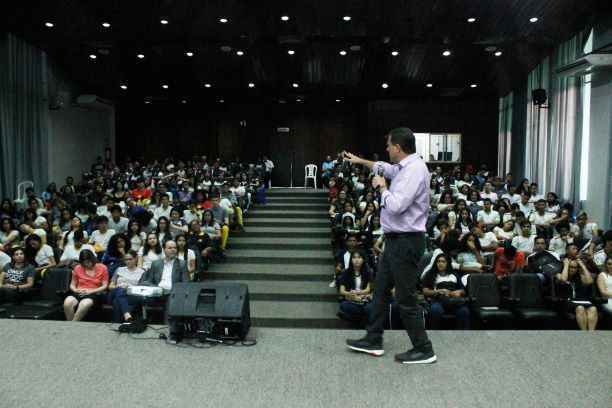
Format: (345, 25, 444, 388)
(162, 84, 169, 89)
(160, 19, 169, 25)
(236, 50, 244, 56)
(219, 99, 225, 103)
(287, 49, 295, 55)
(442, 50, 452, 57)
(120, 84, 127, 90)
(339, 50, 347, 56)
(426, 83, 433, 88)
(248, 82, 255, 88)
(296, 98, 302, 102)
(343, 16, 351, 21)
(219, 17, 228, 23)
(467, 17, 476, 23)
(529, 17, 539, 23)
(335, 99, 341, 102)
(44, 22, 54, 28)
(101, 22, 111, 28)
(381, 82, 389, 89)
(391, 50, 399, 56)
(89, 54, 97, 60)
(137, 53, 145, 59)
(185, 51, 194, 57)
(494, 51, 502, 57)
(204, 83, 212, 88)
(144, 100, 151, 104)
(292, 82, 299, 88)
(470, 83, 478, 88)
(281, 16, 289, 21)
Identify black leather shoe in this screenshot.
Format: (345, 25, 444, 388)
(394, 348, 437, 364)
(346, 335, 384, 356)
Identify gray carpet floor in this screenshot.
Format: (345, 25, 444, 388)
(0, 320, 610, 408)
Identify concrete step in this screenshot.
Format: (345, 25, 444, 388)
(246, 218, 329, 228)
(249, 301, 352, 328)
(207, 262, 332, 280)
(249, 210, 328, 219)
(205, 279, 337, 301)
(226, 256, 333, 265)
(239, 229, 329, 238)
(269, 188, 327, 195)
(263, 203, 329, 210)
(231, 237, 328, 245)
(230, 242, 329, 251)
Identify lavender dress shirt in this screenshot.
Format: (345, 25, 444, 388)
(372, 153, 430, 233)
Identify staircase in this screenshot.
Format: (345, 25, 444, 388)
(208, 188, 348, 328)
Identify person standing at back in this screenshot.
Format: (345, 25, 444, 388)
(343, 127, 436, 364)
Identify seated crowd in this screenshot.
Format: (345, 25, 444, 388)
(321, 154, 612, 330)
(0, 155, 270, 324)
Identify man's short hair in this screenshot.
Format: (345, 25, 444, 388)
(110, 205, 122, 213)
(536, 199, 546, 205)
(387, 127, 416, 154)
(483, 198, 492, 204)
(97, 215, 109, 224)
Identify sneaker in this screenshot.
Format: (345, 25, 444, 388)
(394, 348, 437, 364)
(346, 336, 384, 356)
(328, 280, 336, 288)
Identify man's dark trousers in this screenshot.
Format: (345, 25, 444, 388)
(366, 233, 432, 352)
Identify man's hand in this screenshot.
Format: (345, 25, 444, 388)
(372, 175, 387, 190)
(342, 151, 361, 165)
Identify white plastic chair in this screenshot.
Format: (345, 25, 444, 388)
(15, 180, 34, 205)
(304, 164, 317, 189)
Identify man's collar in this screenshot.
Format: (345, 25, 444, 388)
(398, 153, 418, 168)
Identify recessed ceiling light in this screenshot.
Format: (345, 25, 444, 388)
(339, 50, 347, 56)
(467, 17, 476, 23)
(279, 99, 286, 104)
(89, 54, 97, 60)
(248, 82, 255, 88)
(281, 16, 289, 21)
(494, 51, 503, 57)
(391, 50, 399, 56)
(185, 51, 194, 57)
(470, 83, 478, 88)
(529, 17, 539, 23)
(442, 50, 452, 57)
(120, 84, 127, 90)
(426, 83, 433, 88)
(137, 53, 145, 59)
(44, 22, 54, 28)
(144, 100, 151, 104)
(343, 16, 351, 21)
(349, 45, 361, 51)
(162, 84, 169, 89)
(101, 22, 111, 28)
(204, 83, 212, 88)
(381, 82, 389, 89)
(296, 98, 302, 102)
(160, 19, 169, 25)
(292, 82, 299, 88)
(287, 49, 295, 55)
(236, 50, 244, 56)
(181, 99, 187, 104)
(219, 99, 224, 103)
(219, 17, 228, 23)
(335, 99, 341, 102)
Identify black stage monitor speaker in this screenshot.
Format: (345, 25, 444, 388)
(168, 282, 251, 340)
(532, 88, 547, 106)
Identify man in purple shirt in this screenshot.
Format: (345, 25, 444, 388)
(344, 127, 436, 364)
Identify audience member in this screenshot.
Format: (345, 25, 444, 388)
(63, 250, 109, 321)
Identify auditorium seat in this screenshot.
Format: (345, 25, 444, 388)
(508, 274, 558, 325)
(466, 273, 514, 327)
(4, 267, 71, 319)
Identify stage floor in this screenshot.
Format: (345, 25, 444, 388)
(0, 320, 610, 408)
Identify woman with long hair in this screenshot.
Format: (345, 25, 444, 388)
(0, 217, 19, 252)
(126, 219, 146, 252)
(24, 234, 56, 273)
(102, 233, 131, 278)
(155, 216, 172, 247)
(175, 234, 196, 279)
(137, 232, 163, 271)
(0, 247, 36, 304)
(421, 252, 469, 329)
(108, 250, 145, 323)
(337, 250, 373, 323)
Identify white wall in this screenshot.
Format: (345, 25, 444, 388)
(47, 105, 115, 184)
(583, 18, 612, 229)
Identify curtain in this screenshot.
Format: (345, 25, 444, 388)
(498, 92, 513, 177)
(524, 58, 550, 190)
(547, 32, 587, 203)
(0, 33, 49, 199)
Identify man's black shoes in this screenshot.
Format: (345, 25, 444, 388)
(394, 348, 437, 364)
(346, 336, 384, 357)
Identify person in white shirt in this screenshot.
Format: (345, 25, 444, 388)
(153, 194, 173, 220)
(0, 249, 10, 270)
(528, 183, 544, 204)
(108, 250, 145, 323)
(137, 233, 164, 271)
(175, 234, 196, 279)
(593, 231, 612, 271)
(263, 155, 275, 189)
(518, 192, 534, 218)
(501, 185, 521, 205)
(511, 221, 536, 255)
(473, 222, 498, 257)
(529, 199, 555, 237)
(545, 192, 560, 214)
(476, 199, 500, 231)
(548, 224, 573, 258)
(89, 216, 116, 253)
(570, 211, 599, 243)
(59, 230, 95, 264)
(480, 182, 498, 203)
(108, 205, 129, 234)
(493, 220, 515, 242)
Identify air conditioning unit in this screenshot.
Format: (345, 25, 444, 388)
(556, 50, 612, 78)
(76, 94, 114, 110)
